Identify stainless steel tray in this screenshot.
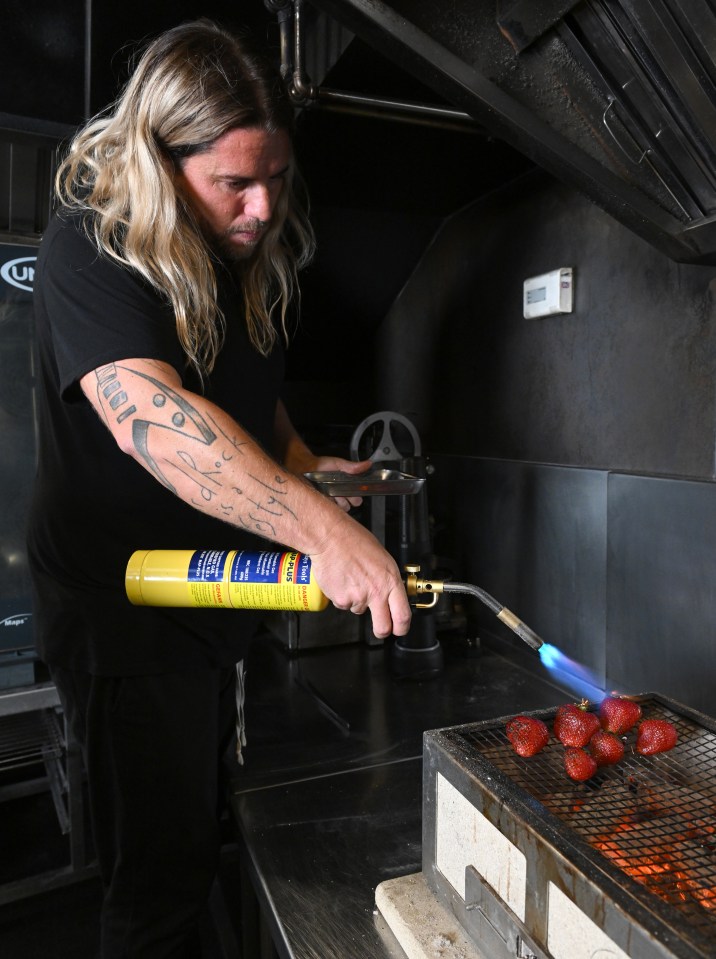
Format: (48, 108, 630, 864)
(304, 469, 425, 496)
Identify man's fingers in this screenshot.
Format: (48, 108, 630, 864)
(368, 589, 412, 639)
(389, 590, 412, 637)
(332, 495, 363, 512)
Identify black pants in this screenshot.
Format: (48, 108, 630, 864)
(51, 665, 238, 959)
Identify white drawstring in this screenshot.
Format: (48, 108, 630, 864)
(235, 660, 246, 765)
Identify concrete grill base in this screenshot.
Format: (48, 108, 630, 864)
(376, 872, 485, 959)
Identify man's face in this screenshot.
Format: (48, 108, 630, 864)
(175, 126, 291, 262)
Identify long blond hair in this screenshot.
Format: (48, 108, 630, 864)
(56, 19, 315, 376)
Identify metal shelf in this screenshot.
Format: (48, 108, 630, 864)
(0, 708, 64, 775)
(0, 683, 97, 904)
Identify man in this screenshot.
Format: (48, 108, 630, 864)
(28, 19, 411, 958)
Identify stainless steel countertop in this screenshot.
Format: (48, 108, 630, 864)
(231, 634, 568, 959)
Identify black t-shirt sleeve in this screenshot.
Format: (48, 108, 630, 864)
(36, 214, 184, 401)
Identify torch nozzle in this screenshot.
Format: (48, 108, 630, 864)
(403, 567, 544, 651)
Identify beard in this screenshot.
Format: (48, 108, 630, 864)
(212, 219, 268, 264)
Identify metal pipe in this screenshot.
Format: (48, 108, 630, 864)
(316, 88, 479, 130)
(404, 569, 544, 651)
(268, 0, 478, 128)
(276, 3, 295, 82)
(290, 0, 316, 103)
(443, 582, 544, 651)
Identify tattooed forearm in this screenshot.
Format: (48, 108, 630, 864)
(238, 512, 278, 537)
(246, 473, 295, 513)
(174, 451, 221, 502)
(130, 374, 218, 494)
(90, 363, 303, 534)
(206, 412, 250, 460)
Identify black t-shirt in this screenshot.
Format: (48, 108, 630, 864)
(28, 209, 285, 675)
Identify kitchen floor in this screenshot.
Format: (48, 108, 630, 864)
(0, 785, 246, 959)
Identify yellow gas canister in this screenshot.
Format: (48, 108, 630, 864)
(125, 549, 328, 612)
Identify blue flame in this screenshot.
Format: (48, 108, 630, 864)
(538, 642, 561, 670)
(538, 642, 605, 703)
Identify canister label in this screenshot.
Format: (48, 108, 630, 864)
(187, 549, 230, 607)
(186, 549, 319, 610)
(227, 550, 316, 610)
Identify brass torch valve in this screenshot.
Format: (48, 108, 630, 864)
(404, 565, 443, 609)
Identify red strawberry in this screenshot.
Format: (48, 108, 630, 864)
(564, 747, 598, 781)
(588, 729, 624, 766)
(636, 719, 678, 755)
(599, 695, 642, 734)
(553, 700, 600, 747)
(505, 716, 549, 757)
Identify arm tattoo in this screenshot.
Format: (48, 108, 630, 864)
(94, 363, 137, 425)
(91, 363, 297, 534)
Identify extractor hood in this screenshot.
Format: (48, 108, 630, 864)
(304, 0, 716, 265)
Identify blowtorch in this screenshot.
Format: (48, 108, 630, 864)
(124, 549, 544, 652)
(403, 564, 544, 651)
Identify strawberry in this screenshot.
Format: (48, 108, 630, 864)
(564, 747, 598, 781)
(636, 719, 678, 755)
(599, 695, 642, 734)
(588, 729, 624, 766)
(553, 700, 600, 747)
(505, 716, 549, 757)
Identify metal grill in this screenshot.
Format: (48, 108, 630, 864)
(450, 695, 716, 950)
(0, 708, 64, 775)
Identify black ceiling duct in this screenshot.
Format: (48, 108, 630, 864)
(305, 0, 716, 265)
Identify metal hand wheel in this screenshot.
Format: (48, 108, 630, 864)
(349, 411, 421, 462)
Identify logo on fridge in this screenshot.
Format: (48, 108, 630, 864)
(1, 613, 32, 628)
(1, 256, 37, 292)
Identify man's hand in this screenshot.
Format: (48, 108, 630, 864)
(304, 455, 372, 511)
(308, 517, 412, 639)
(274, 400, 372, 511)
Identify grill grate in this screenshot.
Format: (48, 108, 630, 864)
(452, 696, 716, 947)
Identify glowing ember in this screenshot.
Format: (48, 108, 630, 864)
(592, 805, 716, 913)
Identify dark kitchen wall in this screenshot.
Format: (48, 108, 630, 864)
(372, 171, 716, 716)
(0, 0, 277, 128)
(1, 0, 87, 126)
(375, 169, 716, 476)
(0, 2, 279, 237)
(284, 36, 535, 442)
